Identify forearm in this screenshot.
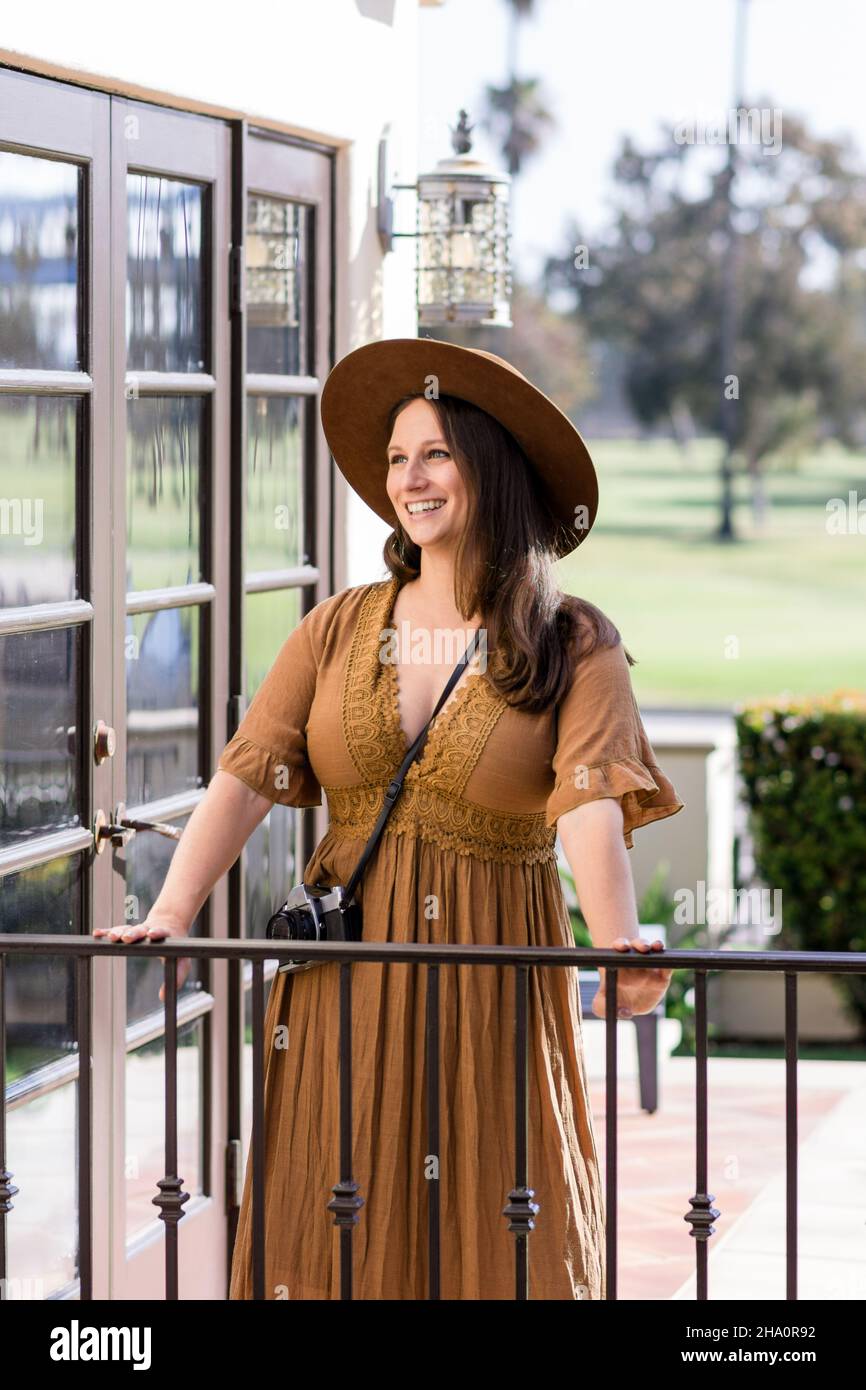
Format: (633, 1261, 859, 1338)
(556, 798, 639, 946)
(150, 770, 273, 931)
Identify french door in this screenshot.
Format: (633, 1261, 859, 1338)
(0, 65, 333, 1299)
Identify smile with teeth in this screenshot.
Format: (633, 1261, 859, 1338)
(406, 499, 446, 515)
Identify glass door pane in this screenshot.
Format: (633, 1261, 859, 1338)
(126, 173, 205, 374)
(235, 134, 333, 1183)
(0, 148, 82, 371)
(0, 68, 112, 1301)
(110, 95, 232, 1295)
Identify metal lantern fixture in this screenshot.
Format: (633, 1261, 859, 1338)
(245, 194, 301, 330)
(379, 110, 512, 328)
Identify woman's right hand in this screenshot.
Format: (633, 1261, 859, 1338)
(92, 913, 193, 1002)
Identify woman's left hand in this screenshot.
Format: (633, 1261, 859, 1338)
(591, 936, 673, 1020)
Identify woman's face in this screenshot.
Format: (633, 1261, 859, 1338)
(385, 397, 469, 552)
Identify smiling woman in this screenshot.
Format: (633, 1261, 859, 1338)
(220, 336, 685, 1301)
(386, 415, 463, 538)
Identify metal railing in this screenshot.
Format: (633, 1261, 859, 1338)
(1, 934, 865, 1301)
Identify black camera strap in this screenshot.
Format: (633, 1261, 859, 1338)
(340, 625, 484, 908)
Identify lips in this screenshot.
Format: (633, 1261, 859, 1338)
(406, 499, 446, 515)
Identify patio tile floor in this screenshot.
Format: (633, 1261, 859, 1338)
(583, 1053, 865, 1301)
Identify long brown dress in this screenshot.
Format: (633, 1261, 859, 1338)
(219, 576, 684, 1300)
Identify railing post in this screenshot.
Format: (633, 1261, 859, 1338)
(425, 962, 441, 1300)
(684, 969, 719, 1298)
(785, 971, 798, 1300)
(152, 954, 190, 1297)
(605, 964, 618, 1300)
(502, 962, 538, 1299)
(75, 954, 93, 1300)
(327, 960, 364, 1299)
(0, 954, 20, 1299)
(251, 959, 265, 1299)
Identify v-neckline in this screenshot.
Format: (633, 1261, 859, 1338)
(381, 576, 484, 759)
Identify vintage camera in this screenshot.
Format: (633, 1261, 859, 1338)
(265, 883, 363, 975)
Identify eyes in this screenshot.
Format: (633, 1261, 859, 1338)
(387, 448, 450, 467)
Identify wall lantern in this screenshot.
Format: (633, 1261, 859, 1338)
(245, 193, 301, 331)
(378, 109, 512, 328)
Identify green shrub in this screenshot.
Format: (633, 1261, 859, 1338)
(735, 688, 866, 1033)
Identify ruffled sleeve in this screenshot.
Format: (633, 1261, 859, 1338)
(546, 637, 684, 848)
(216, 599, 328, 808)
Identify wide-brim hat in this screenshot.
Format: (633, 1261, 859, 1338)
(320, 337, 598, 556)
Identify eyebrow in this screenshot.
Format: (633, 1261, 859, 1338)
(387, 437, 448, 455)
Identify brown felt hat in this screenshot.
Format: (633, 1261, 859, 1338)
(320, 337, 598, 556)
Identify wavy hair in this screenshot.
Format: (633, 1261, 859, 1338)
(382, 392, 633, 713)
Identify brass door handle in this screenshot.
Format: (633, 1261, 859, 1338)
(117, 816, 183, 841)
(93, 804, 183, 852)
(93, 719, 116, 764)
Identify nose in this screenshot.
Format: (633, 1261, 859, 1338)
(401, 450, 429, 490)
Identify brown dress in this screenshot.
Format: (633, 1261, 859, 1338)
(219, 576, 684, 1300)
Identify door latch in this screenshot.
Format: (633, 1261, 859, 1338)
(93, 802, 183, 853)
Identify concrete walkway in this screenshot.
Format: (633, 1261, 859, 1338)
(581, 1024, 866, 1300)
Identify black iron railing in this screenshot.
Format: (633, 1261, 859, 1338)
(1, 935, 864, 1301)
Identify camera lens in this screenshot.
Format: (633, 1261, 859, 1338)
(292, 907, 320, 942)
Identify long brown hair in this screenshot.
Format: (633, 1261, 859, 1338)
(383, 392, 633, 713)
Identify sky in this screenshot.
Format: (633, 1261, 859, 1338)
(418, 0, 866, 282)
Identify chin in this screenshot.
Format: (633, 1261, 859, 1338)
(406, 526, 447, 546)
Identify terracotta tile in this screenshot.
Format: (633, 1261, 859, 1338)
(584, 1058, 853, 1301)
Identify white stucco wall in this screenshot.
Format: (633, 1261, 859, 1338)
(0, 0, 432, 589)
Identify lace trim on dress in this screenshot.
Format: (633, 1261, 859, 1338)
(384, 658, 507, 795)
(344, 578, 509, 796)
(337, 580, 548, 862)
(342, 581, 407, 782)
(323, 781, 558, 865)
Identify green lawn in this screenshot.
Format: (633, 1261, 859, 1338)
(554, 438, 866, 707)
(6, 414, 862, 709)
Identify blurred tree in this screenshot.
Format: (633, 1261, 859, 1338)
(543, 103, 866, 538)
(435, 0, 574, 398)
(481, 0, 555, 236)
(430, 275, 596, 418)
(483, 75, 554, 180)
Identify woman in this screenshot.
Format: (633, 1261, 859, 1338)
(96, 337, 684, 1300)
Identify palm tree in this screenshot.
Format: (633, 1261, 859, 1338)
(481, 0, 555, 204)
(434, 0, 554, 353)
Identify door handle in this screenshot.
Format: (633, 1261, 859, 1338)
(93, 719, 116, 764)
(116, 815, 184, 841)
(93, 803, 183, 852)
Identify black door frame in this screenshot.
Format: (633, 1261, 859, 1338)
(0, 60, 336, 1298)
